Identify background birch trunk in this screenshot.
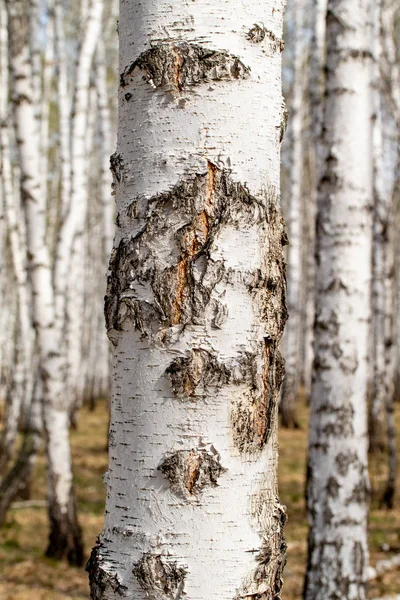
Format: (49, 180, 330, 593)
(301, 0, 328, 396)
(280, 0, 305, 429)
(54, 0, 103, 407)
(87, 0, 288, 598)
(368, 0, 398, 506)
(5, 0, 83, 565)
(304, 0, 373, 597)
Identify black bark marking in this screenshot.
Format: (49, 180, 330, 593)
(280, 106, 289, 142)
(346, 475, 369, 505)
(335, 450, 360, 476)
(110, 152, 124, 183)
(86, 543, 128, 599)
(158, 448, 226, 498)
(326, 476, 340, 499)
(246, 24, 285, 52)
(121, 42, 250, 91)
(318, 404, 355, 438)
(133, 553, 186, 600)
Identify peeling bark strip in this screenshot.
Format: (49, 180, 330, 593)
(121, 42, 250, 91)
(158, 447, 226, 497)
(133, 554, 186, 600)
(90, 0, 287, 598)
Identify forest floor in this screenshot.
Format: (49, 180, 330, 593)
(0, 398, 399, 599)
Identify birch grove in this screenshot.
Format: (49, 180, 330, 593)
(0, 0, 399, 597)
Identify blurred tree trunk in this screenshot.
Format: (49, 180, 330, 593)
(0, 0, 35, 480)
(301, 0, 328, 396)
(369, 0, 398, 506)
(5, 0, 83, 565)
(369, 0, 392, 456)
(54, 0, 103, 410)
(304, 0, 373, 597)
(97, 36, 114, 266)
(87, 0, 288, 597)
(280, 0, 305, 428)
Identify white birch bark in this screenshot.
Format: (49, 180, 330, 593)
(0, 0, 35, 473)
(369, 3, 397, 503)
(88, 1, 288, 598)
(304, 0, 374, 597)
(40, 1, 54, 219)
(301, 0, 328, 395)
(280, 0, 305, 428)
(54, 0, 71, 232)
(5, 0, 83, 564)
(97, 36, 115, 265)
(54, 0, 103, 404)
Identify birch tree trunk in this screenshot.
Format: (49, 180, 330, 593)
(54, 0, 103, 406)
(97, 36, 114, 266)
(87, 1, 288, 598)
(280, 0, 305, 428)
(301, 0, 328, 396)
(5, 0, 83, 565)
(369, 1, 395, 464)
(54, 0, 71, 240)
(369, 0, 397, 506)
(304, 0, 373, 597)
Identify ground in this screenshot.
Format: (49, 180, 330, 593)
(0, 398, 399, 599)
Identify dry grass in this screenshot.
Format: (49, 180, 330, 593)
(0, 398, 399, 599)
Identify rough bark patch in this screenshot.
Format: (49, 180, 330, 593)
(158, 447, 226, 498)
(133, 553, 186, 600)
(86, 543, 128, 599)
(237, 503, 287, 600)
(231, 341, 285, 454)
(105, 163, 280, 335)
(166, 348, 230, 398)
(165, 348, 256, 399)
(121, 42, 250, 91)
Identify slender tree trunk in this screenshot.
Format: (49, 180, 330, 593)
(96, 36, 114, 265)
(280, 0, 305, 428)
(301, 0, 328, 396)
(369, 0, 396, 469)
(40, 0, 54, 222)
(5, 0, 83, 565)
(0, 379, 42, 527)
(88, 1, 288, 598)
(54, 0, 71, 239)
(54, 0, 103, 407)
(0, 26, 35, 472)
(304, 0, 373, 598)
